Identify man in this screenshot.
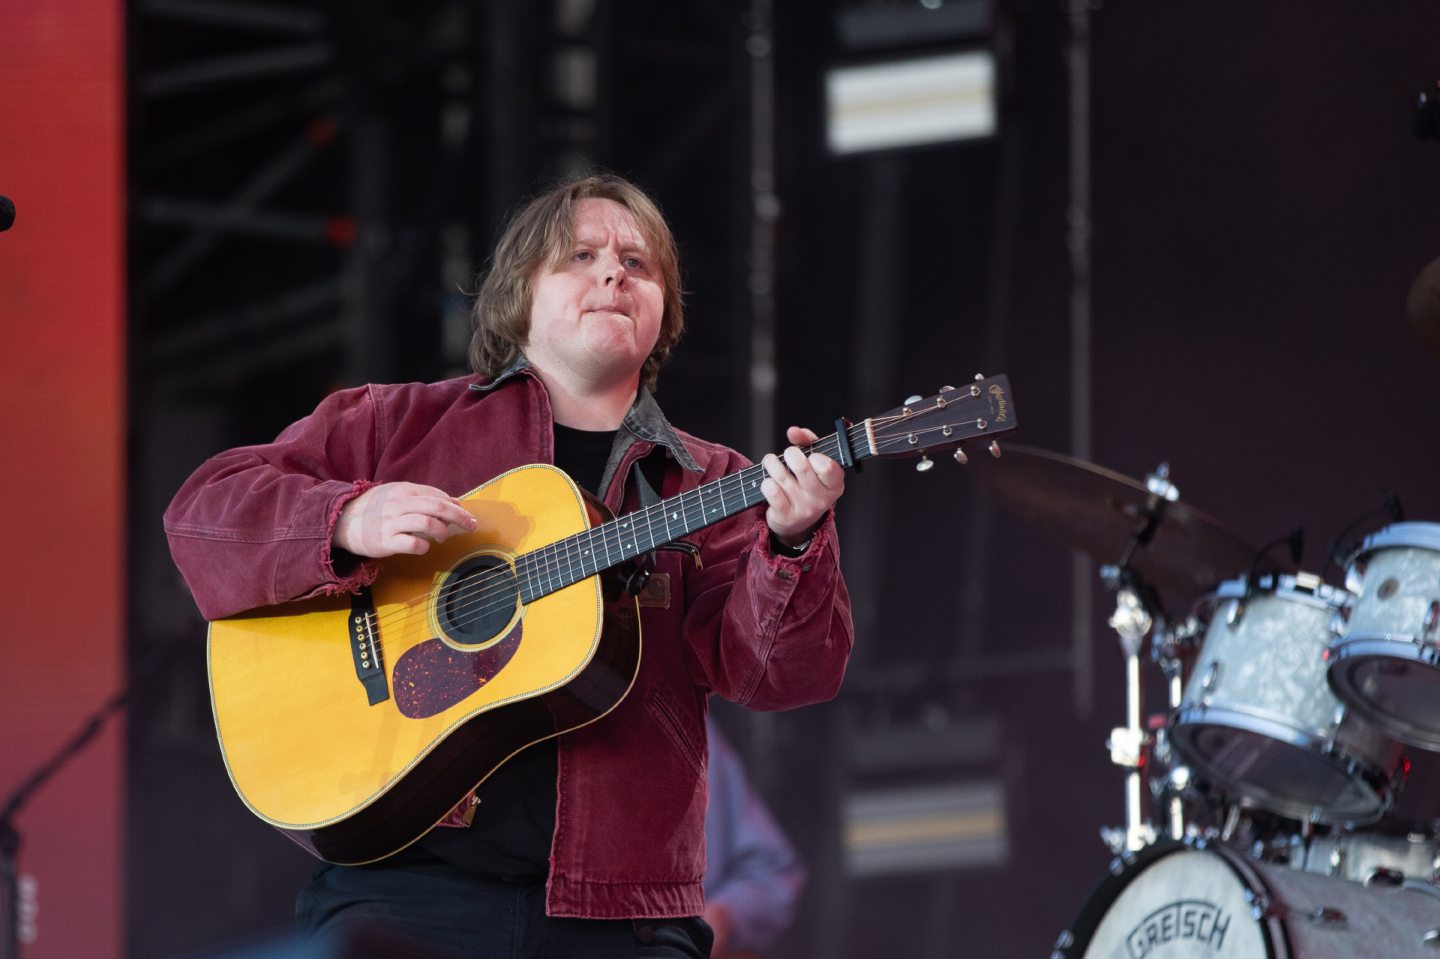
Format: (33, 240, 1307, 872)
(164, 172, 853, 957)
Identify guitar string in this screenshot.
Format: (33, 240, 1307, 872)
(359, 453, 795, 639)
(350, 411, 982, 640)
(354, 429, 860, 638)
(351, 410, 986, 639)
(355, 412, 980, 641)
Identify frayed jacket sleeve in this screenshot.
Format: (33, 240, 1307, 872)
(162, 385, 384, 621)
(681, 457, 853, 709)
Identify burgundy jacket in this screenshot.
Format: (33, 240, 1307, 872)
(163, 364, 853, 919)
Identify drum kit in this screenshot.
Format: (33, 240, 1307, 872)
(967, 445, 1440, 957)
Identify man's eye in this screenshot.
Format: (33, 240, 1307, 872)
(574, 250, 593, 261)
(623, 256, 645, 270)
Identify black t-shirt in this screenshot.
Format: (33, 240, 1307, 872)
(412, 423, 616, 879)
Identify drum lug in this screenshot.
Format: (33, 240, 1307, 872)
(1321, 706, 1347, 751)
(1363, 866, 1406, 888)
(1226, 599, 1246, 628)
(1423, 600, 1440, 641)
(1306, 906, 1348, 928)
(1422, 928, 1440, 949)
(1198, 660, 1221, 695)
(1242, 888, 1275, 921)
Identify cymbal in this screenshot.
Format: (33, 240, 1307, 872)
(966, 444, 1274, 609)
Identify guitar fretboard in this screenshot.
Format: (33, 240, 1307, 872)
(513, 427, 866, 603)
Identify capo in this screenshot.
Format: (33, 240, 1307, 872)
(833, 418, 859, 472)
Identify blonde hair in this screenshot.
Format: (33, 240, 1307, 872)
(469, 173, 684, 390)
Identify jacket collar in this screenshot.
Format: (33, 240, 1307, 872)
(470, 355, 700, 474)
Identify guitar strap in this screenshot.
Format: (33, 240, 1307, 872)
(631, 450, 702, 575)
(630, 448, 665, 510)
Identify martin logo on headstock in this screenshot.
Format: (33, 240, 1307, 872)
(873, 373, 1017, 471)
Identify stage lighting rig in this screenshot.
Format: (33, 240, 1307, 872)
(825, 0, 996, 155)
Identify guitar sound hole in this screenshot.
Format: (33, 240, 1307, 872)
(437, 556, 519, 647)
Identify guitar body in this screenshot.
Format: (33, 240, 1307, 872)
(201, 376, 1016, 862)
(207, 464, 640, 864)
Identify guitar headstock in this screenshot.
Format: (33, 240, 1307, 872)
(864, 374, 1017, 469)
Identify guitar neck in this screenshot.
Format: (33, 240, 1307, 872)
(515, 424, 872, 603)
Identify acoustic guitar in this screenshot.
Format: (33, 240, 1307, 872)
(207, 376, 1016, 863)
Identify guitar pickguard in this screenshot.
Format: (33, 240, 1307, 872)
(392, 621, 524, 719)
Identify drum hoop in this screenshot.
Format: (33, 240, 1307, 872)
(1054, 842, 1288, 959)
(1172, 704, 1343, 754)
(1198, 575, 1348, 620)
(1331, 633, 1440, 659)
(1328, 641, 1440, 751)
(1169, 706, 1391, 824)
(1351, 522, 1440, 565)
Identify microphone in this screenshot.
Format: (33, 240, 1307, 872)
(1406, 254, 1440, 357)
(0, 196, 12, 232)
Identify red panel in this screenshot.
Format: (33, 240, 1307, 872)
(0, 4, 126, 959)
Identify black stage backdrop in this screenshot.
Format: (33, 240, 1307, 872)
(127, 4, 1440, 957)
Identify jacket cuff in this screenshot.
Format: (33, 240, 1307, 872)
(319, 479, 381, 594)
(756, 509, 836, 570)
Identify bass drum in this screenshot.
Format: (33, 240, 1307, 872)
(1053, 842, 1440, 959)
(1284, 830, 1440, 886)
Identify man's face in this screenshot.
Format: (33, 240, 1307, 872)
(524, 197, 665, 392)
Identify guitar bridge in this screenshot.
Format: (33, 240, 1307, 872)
(348, 587, 390, 706)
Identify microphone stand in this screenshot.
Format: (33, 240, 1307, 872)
(1, 645, 175, 959)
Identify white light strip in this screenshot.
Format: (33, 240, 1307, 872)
(826, 50, 995, 154)
(843, 780, 1008, 876)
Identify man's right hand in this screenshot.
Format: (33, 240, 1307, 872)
(333, 482, 478, 558)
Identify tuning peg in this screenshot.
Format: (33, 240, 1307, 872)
(973, 372, 986, 381)
(916, 455, 934, 473)
(939, 385, 955, 392)
(903, 394, 923, 406)
(989, 441, 1002, 458)
(953, 448, 969, 465)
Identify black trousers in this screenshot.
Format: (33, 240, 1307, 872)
(296, 860, 713, 959)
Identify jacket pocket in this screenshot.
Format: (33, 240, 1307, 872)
(644, 687, 706, 777)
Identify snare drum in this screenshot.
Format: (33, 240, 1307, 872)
(1329, 522, 1440, 750)
(1169, 573, 1404, 824)
(1053, 842, 1440, 959)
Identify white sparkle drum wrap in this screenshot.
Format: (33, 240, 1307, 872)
(1330, 523, 1440, 750)
(1169, 575, 1403, 823)
(1285, 831, 1440, 886)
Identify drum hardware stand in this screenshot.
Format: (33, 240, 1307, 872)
(1098, 463, 1195, 854)
(1100, 578, 1155, 853)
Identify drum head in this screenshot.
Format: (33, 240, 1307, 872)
(1330, 643, 1440, 751)
(1057, 841, 1440, 959)
(1055, 843, 1272, 958)
(1171, 710, 1386, 823)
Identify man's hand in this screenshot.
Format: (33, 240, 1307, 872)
(760, 426, 845, 547)
(333, 482, 478, 559)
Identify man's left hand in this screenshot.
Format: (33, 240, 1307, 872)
(760, 426, 845, 548)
